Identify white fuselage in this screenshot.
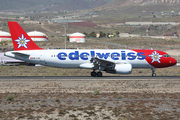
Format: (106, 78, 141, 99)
(4, 49, 153, 69)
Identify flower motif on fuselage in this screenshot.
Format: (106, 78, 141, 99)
(15, 34, 30, 49)
(148, 51, 163, 63)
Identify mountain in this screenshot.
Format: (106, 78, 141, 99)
(53, 0, 110, 11)
(1, 0, 180, 11)
(91, 0, 180, 24)
(103, 0, 180, 8)
(131, 0, 180, 4)
(0, 0, 112, 11)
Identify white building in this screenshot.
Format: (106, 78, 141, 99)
(0, 31, 11, 42)
(27, 31, 48, 41)
(23, 21, 40, 25)
(119, 33, 141, 38)
(69, 32, 85, 43)
(125, 22, 180, 26)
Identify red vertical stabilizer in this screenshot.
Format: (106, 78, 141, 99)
(8, 21, 43, 51)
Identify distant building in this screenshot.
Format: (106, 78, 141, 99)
(69, 32, 85, 43)
(0, 30, 48, 42)
(108, 35, 115, 38)
(23, 21, 40, 25)
(96, 33, 100, 38)
(119, 33, 141, 38)
(125, 22, 180, 26)
(0, 31, 11, 42)
(142, 36, 178, 39)
(27, 31, 48, 41)
(125, 22, 153, 26)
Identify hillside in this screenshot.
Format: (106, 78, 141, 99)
(101, 0, 180, 10)
(105, 0, 180, 6)
(131, 0, 180, 4)
(89, 0, 180, 24)
(0, 0, 112, 11)
(53, 0, 111, 11)
(1, 0, 180, 12)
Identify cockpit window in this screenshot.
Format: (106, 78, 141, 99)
(164, 54, 171, 57)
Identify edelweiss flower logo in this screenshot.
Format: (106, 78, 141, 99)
(148, 51, 163, 63)
(15, 34, 30, 49)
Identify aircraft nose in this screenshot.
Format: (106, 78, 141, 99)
(170, 58, 177, 66)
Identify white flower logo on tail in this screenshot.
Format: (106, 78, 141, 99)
(149, 51, 163, 63)
(15, 34, 30, 49)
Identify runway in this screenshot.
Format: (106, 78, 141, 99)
(0, 76, 179, 80)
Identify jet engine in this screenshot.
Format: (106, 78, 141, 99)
(114, 64, 132, 74)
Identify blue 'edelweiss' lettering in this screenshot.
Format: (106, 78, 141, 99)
(57, 51, 146, 61)
(96, 53, 110, 59)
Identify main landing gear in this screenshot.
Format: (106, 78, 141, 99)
(151, 68, 156, 77)
(91, 70, 102, 77)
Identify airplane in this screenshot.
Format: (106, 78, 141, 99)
(5, 21, 177, 77)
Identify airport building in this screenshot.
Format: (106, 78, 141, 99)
(125, 22, 180, 26)
(0, 31, 11, 42)
(27, 31, 48, 41)
(119, 33, 141, 38)
(69, 32, 86, 43)
(0, 30, 48, 42)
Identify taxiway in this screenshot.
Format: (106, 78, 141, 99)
(0, 76, 179, 80)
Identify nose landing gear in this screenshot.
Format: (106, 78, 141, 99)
(151, 68, 156, 77)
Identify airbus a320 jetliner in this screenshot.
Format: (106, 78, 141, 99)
(5, 21, 177, 77)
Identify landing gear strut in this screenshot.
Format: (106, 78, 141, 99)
(151, 68, 156, 77)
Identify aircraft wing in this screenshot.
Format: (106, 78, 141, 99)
(80, 57, 115, 69)
(94, 57, 129, 65)
(94, 57, 114, 65)
(91, 57, 131, 70)
(11, 52, 30, 57)
(91, 57, 116, 70)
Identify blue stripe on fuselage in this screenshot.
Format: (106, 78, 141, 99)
(57, 51, 146, 61)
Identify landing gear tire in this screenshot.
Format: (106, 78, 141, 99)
(91, 72, 97, 77)
(152, 73, 156, 77)
(97, 72, 102, 77)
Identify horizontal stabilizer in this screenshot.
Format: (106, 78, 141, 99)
(11, 52, 30, 57)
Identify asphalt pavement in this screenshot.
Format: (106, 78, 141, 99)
(0, 76, 179, 80)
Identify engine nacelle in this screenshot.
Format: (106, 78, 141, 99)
(79, 63, 94, 69)
(115, 64, 132, 74)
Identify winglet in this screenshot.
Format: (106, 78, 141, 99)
(8, 21, 43, 51)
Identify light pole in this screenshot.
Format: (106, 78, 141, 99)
(62, 22, 68, 49)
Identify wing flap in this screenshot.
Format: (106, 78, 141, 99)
(93, 57, 130, 69)
(94, 57, 114, 65)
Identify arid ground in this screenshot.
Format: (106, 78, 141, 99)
(0, 77, 180, 120)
